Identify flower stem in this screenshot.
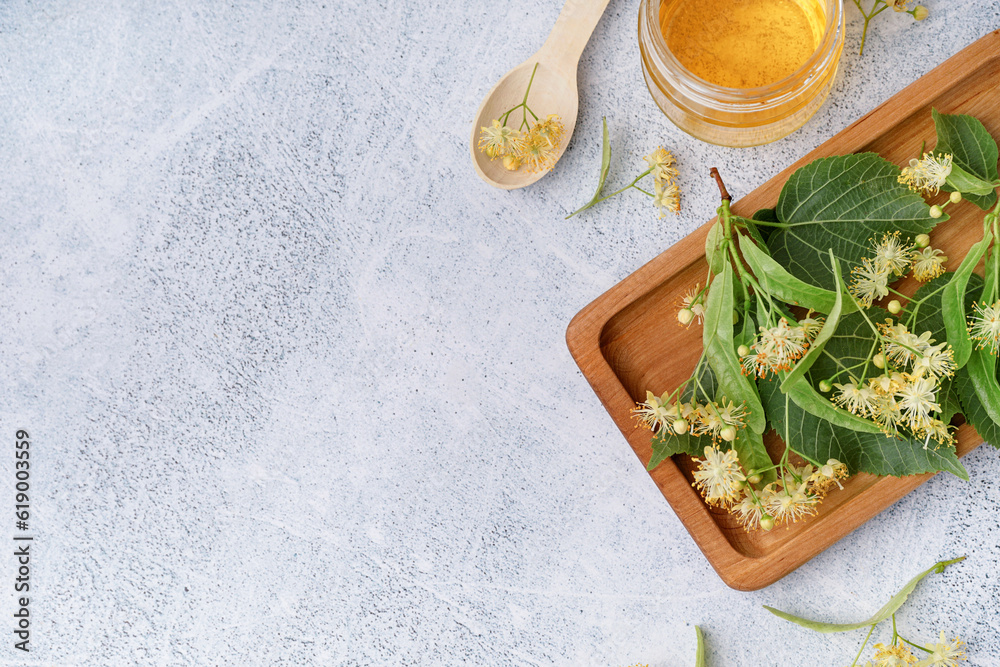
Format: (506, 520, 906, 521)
(850, 624, 876, 667)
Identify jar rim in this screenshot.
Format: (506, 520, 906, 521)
(643, 0, 843, 101)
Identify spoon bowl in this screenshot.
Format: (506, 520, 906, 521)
(470, 0, 611, 190)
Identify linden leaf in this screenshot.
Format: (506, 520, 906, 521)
(767, 153, 941, 291)
(780, 250, 846, 391)
(764, 557, 965, 633)
(705, 220, 727, 275)
(703, 262, 765, 435)
(933, 109, 999, 211)
(738, 233, 854, 315)
(942, 231, 992, 369)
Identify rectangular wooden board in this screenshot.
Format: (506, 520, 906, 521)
(566, 30, 1000, 591)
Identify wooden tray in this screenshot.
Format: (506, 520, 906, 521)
(566, 30, 1000, 591)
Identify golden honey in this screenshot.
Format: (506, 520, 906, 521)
(661, 0, 825, 88)
(638, 0, 845, 147)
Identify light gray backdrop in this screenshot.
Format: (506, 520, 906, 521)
(2, 1, 999, 665)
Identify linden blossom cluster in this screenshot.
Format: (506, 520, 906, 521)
(740, 316, 824, 377)
(691, 446, 848, 531)
(479, 114, 565, 173)
(477, 64, 566, 173)
(632, 390, 850, 532)
(830, 320, 956, 446)
(632, 391, 746, 442)
(849, 231, 949, 309)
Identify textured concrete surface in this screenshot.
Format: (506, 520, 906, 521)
(2, 1, 1000, 665)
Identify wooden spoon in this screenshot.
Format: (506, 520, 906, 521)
(470, 0, 613, 190)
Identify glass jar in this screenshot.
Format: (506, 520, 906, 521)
(638, 0, 844, 147)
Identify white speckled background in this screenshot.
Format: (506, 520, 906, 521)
(2, 1, 1000, 665)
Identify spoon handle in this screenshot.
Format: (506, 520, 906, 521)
(538, 0, 612, 77)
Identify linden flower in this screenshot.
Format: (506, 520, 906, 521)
(743, 318, 818, 377)
(915, 631, 966, 667)
(731, 488, 769, 530)
(832, 379, 879, 418)
(644, 147, 679, 183)
(519, 131, 558, 173)
(899, 152, 953, 195)
(478, 120, 522, 159)
(691, 398, 747, 441)
(808, 458, 849, 493)
(692, 446, 745, 507)
(850, 258, 891, 307)
(766, 482, 818, 524)
(653, 180, 681, 218)
(798, 316, 824, 340)
(869, 371, 908, 396)
(911, 246, 948, 282)
(874, 393, 905, 435)
(897, 376, 941, 432)
(872, 232, 913, 276)
(531, 114, 564, 148)
(923, 417, 955, 447)
(679, 284, 706, 326)
(880, 321, 935, 367)
(630, 390, 674, 432)
(871, 643, 918, 666)
(911, 342, 956, 380)
(968, 300, 1000, 355)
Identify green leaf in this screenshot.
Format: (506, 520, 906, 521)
(946, 164, 996, 197)
(738, 234, 855, 315)
(764, 309, 968, 477)
(694, 626, 705, 667)
(731, 420, 776, 485)
(956, 360, 1000, 449)
(565, 117, 613, 218)
(965, 347, 1000, 427)
(703, 262, 765, 434)
(648, 429, 705, 469)
(942, 231, 992, 369)
(752, 208, 779, 223)
(904, 272, 960, 341)
(780, 251, 846, 391)
(768, 153, 941, 291)
(933, 109, 999, 211)
(764, 557, 965, 633)
(780, 375, 883, 435)
(749, 207, 779, 245)
(705, 221, 727, 275)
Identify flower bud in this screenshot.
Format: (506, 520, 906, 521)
(502, 154, 521, 171)
(733, 311, 740, 324)
(950, 190, 963, 204)
(818, 380, 832, 393)
(888, 299, 902, 314)
(673, 418, 689, 435)
(759, 514, 775, 531)
(720, 425, 737, 442)
(677, 308, 695, 325)
(737, 344, 750, 357)
(914, 233, 931, 248)
(747, 471, 763, 485)
(873, 353, 885, 369)
(912, 5, 928, 20)
(929, 205, 943, 219)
